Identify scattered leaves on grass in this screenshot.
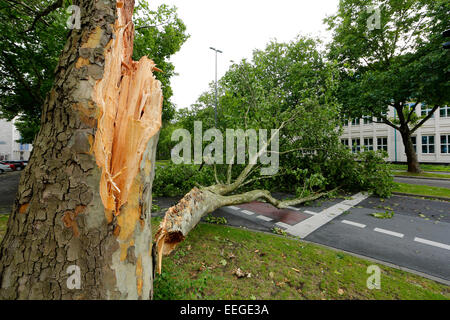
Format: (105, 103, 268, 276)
(233, 268, 251, 279)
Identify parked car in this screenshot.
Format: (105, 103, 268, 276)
(5, 161, 26, 170)
(0, 161, 15, 171)
(0, 163, 13, 173)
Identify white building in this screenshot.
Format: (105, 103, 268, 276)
(0, 118, 33, 161)
(341, 105, 450, 164)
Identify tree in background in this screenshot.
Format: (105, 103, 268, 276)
(0, 0, 188, 143)
(325, 0, 450, 173)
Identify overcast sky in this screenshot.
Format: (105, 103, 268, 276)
(147, 0, 340, 110)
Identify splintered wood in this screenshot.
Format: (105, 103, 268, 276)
(93, 0, 162, 219)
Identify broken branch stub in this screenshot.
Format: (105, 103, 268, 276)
(93, 0, 163, 220)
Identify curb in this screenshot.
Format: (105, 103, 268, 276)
(392, 192, 450, 202)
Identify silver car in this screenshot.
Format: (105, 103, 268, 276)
(0, 163, 13, 173)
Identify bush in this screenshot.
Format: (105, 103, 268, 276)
(153, 149, 394, 199)
(153, 163, 220, 197)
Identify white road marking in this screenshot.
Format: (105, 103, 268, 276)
(256, 215, 273, 222)
(414, 237, 450, 251)
(287, 206, 301, 211)
(285, 192, 369, 238)
(374, 228, 404, 238)
(227, 206, 241, 211)
(341, 220, 366, 228)
(276, 222, 291, 229)
(241, 210, 255, 216)
(304, 210, 318, 216)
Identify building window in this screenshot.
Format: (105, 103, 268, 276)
(441, 135, 450, 154)
(411, 136, 417, 152)
(363, 138, 374, 151)
(352, 138, 361, 153)
(351, 118, 360, 126)
(440, 106, 450, 118)
(421, 104, 434, 118)
(422, 135, 435, 154)
(363, 116, 373, 125)
(341, 139, 349, 147)
(342, 119, 349, 127)
(377, 137, 388, 152)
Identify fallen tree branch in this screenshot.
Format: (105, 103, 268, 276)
(154, 185, 339, 274)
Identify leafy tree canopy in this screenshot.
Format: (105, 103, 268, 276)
(325, 0, 449, 125)
(0, 0, 189, 143)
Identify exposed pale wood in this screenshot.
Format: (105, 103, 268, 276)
(93, 0, 163, 218)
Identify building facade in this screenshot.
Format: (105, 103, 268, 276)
(341, 105, 450, 164)
(0, 118, 33, 161)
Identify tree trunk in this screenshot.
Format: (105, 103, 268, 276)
(400, 128, 421, 173)
(0, 0, 163, 300)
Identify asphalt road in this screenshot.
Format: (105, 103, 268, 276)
(0, 171, 21, 214)
(394, 176, 450, 189)
(209, 194, 450, 283)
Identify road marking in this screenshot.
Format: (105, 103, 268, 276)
(414, 237, 450, 251)
(276, 222, 291, 229)
(287, 206, 301, 211)
(304, 210, 318, 216)
(241, 210, 255, 216)
(374, 228, 404, 238)
(256, 215, 273, 222)
(285, 192, 369, 238)
(341, 220, 366, 228)
(227, 206, 241, 211)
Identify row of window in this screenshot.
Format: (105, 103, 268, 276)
(342, 134, 450, 154)
(343, 106, 450, 127)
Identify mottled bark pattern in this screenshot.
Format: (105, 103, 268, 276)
(0, 0, 161, 300)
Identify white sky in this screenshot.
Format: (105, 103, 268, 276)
(147, 0, 340, 110)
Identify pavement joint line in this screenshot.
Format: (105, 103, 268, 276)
(256, 215, 273, 222)
(341, 220, 366, 228)
(374, 228, 404, 238)
(241, 210, 255, 216)
(285, 192, 369, 239)
(414, 237, 450, 251)
(275, 222, 291, 229)
(227, 206, 241, 211)
(304, 210, 318, 215)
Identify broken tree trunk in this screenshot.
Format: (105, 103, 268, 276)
(155, 184, 334, 274)
(0, 0, 162, 300)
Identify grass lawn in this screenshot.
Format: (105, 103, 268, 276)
(0, 214, 9, 243)
(0, 214, 448, 299)
(393, 183, 450, 199)
(151, 217, 450, 300)
(389, 164, 450, 173)
(394, 171, 450, 179)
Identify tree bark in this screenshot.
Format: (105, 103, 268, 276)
(400, 128, 420, 173)
(395, 104, 421, 173)
(0, 0, 162, 300)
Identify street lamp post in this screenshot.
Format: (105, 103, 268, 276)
(210, 47, 222, 128)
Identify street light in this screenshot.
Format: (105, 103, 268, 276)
(210, 47, 223, 127)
